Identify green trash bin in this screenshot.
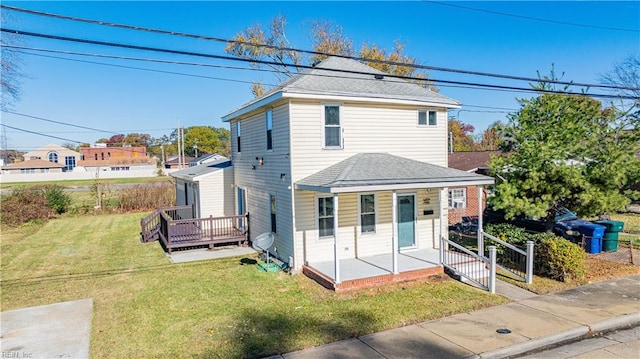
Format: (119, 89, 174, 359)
(593, 220, 625, 252)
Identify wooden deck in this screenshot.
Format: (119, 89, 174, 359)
(141, 205, 249, 254)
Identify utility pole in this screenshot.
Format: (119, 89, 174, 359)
(194, 138, 198, 158)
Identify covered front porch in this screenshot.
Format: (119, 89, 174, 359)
(295, 153, 494, 291)
(304, 249, 442, 291)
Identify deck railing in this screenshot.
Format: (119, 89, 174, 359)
(441, 236, 496, 293)
(141, 205, 249, 253)
(482, 232, 534, 284)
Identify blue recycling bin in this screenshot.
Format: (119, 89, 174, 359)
(583, 236, 602, 254)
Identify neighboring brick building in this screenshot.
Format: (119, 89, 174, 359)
(447, 151, 500, 225)
(78, 144, 156, 170)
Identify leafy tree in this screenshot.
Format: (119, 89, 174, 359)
(447, 118, 475, 151)
(61, 142, 79, 151)
(476, 121, 502, 151)
(225, 15, 433, 96)
(124, 133, 151, 147)
(489, 78, 640, 223)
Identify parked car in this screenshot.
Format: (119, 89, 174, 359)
(449, 216, 478, 234)
(483, 206, 605, 243)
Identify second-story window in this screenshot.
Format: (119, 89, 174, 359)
(418, 110, 437, 126)
(236, 122, 241, 153)
(266, 110, 273, 151)
(323, 105, 342, 149)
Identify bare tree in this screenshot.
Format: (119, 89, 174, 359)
(600, 55, 640, 100)
(1, 11, 24, 111)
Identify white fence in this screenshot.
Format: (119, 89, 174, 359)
(0, 166, 159, 183)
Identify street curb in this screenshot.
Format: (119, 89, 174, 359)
(478, 313, 640, 359)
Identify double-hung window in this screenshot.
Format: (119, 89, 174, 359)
(266, 110, 273, 150)
(448, 188, 467, 209)
(236, 122, 241, 153)
(317, 196, 334, 237)
(418, 110, 437, 126)
(270, 194, 277, 233)
(359, 194, 376, 233)
(323, 105, 342, 148)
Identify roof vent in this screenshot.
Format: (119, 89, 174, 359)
(374, 74, 384, 80)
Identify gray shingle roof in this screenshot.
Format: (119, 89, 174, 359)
(223, 57, 460, 121)
(170, 156, 231, 181)
(295, 153, 493, 193)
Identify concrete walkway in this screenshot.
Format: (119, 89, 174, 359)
(266, 275, 640, 359)
(169, 246, 257, 263)
(0, 298, 92, 359)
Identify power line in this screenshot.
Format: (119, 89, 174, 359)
(2, 4, 637, 91)
(3, 110, 117, 134)
(6, 45, 564, 98)
(5, 45, 521, 96)
(425, 1, 640, 33)
(1, 123, 81, 143)
(2, 28, 637, 101)
(5, 44, 276, 75)
(16, 50, 274, 87)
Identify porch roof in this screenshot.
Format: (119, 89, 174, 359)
(295, 153, 494, 193)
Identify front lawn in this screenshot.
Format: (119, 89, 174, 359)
(1, 213, 507, 358)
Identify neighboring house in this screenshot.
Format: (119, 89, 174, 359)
(220, 56, 493, 290)
(189, 154, 223, 167)
(78, 144, 156, 171)
(22, 143, 81, 172)
(1, 159, 65, 174)
(164, 156, 195, 169)
(171, 156, 234, 219)
(447, 151, 500, 225)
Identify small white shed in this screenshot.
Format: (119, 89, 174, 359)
(170, 156, 234, 219)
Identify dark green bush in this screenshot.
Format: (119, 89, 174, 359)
(41, 185, 72, 214)
(534, 233, 586, 282)
(484, 223, 586, 282)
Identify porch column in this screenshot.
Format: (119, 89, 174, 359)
(333, 193, 341, 284)
(477, 185, 484, 256)
(439, 188, 446, 264)
(391, 190, 398, 274)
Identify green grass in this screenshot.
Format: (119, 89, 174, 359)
(1, 213, 508, 358)
(0, 176, 171, 190)
(609, 213, 640, 234)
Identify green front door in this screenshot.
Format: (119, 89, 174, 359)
(397, 194, 416, 249)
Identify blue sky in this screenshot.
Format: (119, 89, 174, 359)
(2, 1, 638, 151)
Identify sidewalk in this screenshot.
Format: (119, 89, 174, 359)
(266, 275, 640, 359)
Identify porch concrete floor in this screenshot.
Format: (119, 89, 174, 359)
(306, 249, 441, 282)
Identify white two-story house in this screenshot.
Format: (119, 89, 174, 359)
(222, 57, 493, 291)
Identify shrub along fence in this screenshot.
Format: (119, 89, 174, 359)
(484, 223, 586, 282)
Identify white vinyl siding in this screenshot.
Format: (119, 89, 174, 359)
(295, 189, 442, 263)
(232, 103, 294, 266)
(197, 167, 235, 217)
(289, 100, 448, 183)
